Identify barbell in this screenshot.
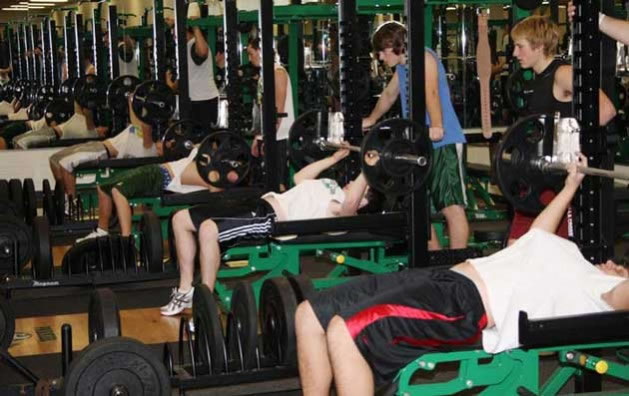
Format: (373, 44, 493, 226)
(289, 111, 432, 196)
(494, 113, 629, 214)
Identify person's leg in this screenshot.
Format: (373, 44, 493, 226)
(62, 169, 77, 197)
(327, 315, 374, 396)
(296, 301, 334, 396)
(96, 186, 113, 232)
(428, 224, 442, 250)
(171, 210, 198, 292)
(197, 219, 222, 290)
(442, 204, 469, 249)
(0, 137, 6, 150)
(111, 187, 132, 236)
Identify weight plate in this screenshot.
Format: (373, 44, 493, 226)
(259, 277, 298, 367)
(62, 236, 136, 275)
(54, 181, 65, 225)
(106, 75, 141, 114)
(45, 98, 73, 127)
(288, 109, 329, 170)
(32, 216, 53, 280)
(139, 211, 163, 273)
(0, 295, 15, 350)
(42, 180, 56, 225)
(22, 179, 36, 225)
(162, 119, 208, 161)
(8, 179, 24, 219)
(63, 336, 171, 396)
(287, 274, 316, 303)
(131, 80, 176, 126)
(193, 285, 227, 374)
(196, 130, 252, 188)
(0, 180, 9, 202)
(0, 215, 32, 276)
(88, 288, 122, 343)
(227, 281, 258, 370)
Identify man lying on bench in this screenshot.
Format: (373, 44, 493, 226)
(162, 149, 372, 316)
(49, 94, 157, 208)
(76, 145, 238, 242)
(294, 154, 629, 396)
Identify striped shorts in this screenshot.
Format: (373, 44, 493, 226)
(188, 199, 276, 246)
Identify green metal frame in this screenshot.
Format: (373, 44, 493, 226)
(395, 341, 629, 395)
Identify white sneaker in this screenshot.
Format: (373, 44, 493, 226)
(160, 287, 194, 316)
(76, 227, 108, 243)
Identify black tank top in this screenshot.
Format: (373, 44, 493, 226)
(526, 58, 573, 117)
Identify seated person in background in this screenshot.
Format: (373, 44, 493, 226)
(0, 114, 51, 149)
(162, 149, 370, 316)
(77, 145, 235, 243)
(568, 2, 629, 46)
(295, 154, 629, 396)
(11, 95, 99, 149)
(49, 95, 157, 206)
(507, 16, 616, 245)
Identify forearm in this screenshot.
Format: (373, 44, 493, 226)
(293, 156, 338, 184)
(339, 173, 368, 216)
(600, 16, 629, 46)
(193, 28, 209, 58)
(599, 89, 617, 126)
(531, 184, 578, 233)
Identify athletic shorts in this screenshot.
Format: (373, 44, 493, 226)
(0, 121, 29, 144)
(428, 143, 467, 211)
(99, 164, 165, 198)
(49, 141, 108, 172)
(188, 198, 275, 246)
(309, 268, 487, 386)
(13, 127, 56, 149)
(509, 190, 571, 240)
(190, 97, 218, 128)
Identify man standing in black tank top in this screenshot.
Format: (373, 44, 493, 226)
(507, 15, 617, 245)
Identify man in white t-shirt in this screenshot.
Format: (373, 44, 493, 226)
(161, 149, 371, 316)
(294, 155, 629, 396)
(49, 95, 157, 200)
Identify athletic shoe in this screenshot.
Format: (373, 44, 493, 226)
(76, 227, 108, 243)
(160, 287, 194, 316)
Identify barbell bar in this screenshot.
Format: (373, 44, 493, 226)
(532, 158, 629, 181)
(314, 138, 429, 167)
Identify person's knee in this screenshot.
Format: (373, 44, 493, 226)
(172, 210, 193, 234)
(198, 220, 219, 243)
(296, 301, 323, 335)
(111, 187, 127, 202)
(326, 315, 350, 346)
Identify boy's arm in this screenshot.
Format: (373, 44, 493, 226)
(531, 156, 586, 233)
(338, 173, 369, 216)
(424, 51, 444, 141)
(363, 72, 400, 130)
(293, 149, 349, 185)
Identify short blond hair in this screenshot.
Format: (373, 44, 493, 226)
(511, 16, 559, 57)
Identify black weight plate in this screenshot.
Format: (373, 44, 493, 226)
(8, 179, 24, 219)
(505, 68, 535, 116)
(474, 229, 507, 243)
(44, 98, 73, 127)
(162, 342, 174, 377)
(361, 118, 432, 196)
(0, 215, 32, 275)
(131, 80, 176, 125)
(227, 281, 258, 370)
(494, 113, 563, 214)
(0, 180, 9, 202)
(106, 75, 141, 114)
(54, 181, 65, 225)
(259, 277, 298, 367)
(287, 274, 316, 303)
(88, 288, 122, 343)
(193, 285, 227, 374)
(73, 74, 103, 110)
(32, 216, 53, 280)
(162, 119, 208, 161)
(62, 236, 136, 275)
(288, 109, 329, 169)
(139, 211, 163, 273)
(42, 180, 56, 225)
(22, 179, 36, 225)
(59, 77, 77, 99)
(63, 336, 171, 396)
(196, 130, 252, 188)
(0, 295, 15, 350)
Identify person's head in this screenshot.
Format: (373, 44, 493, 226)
(372, 21, 406, 67)
(247, 37, 261, 67)
(511, 16, 559, 67)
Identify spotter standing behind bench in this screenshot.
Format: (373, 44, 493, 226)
(295, 154, 629, 396)
(162, 149, 370, 316)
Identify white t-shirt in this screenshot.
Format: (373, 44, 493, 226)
(118, 42, 139, 78)
(274, 64, 294, 141)
(59, 113, 97, 139)
(262, 178, 346, 221)
(108, 124, 157, 159)
(466, 229, 624, 353)
(187, 39, 219, 102)
(165, 147, 205, 194)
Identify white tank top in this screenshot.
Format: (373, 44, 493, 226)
(187, 39, 219, 101)
(108, 124, 157, 158)
(59, 113, 97, 139)
(275, 64, 294, 141)
(262, 178, 345, 221)
(466, 228, 624, 353)
(118, 42, 139, 78)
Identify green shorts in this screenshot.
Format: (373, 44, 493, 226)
(428, 143, 467, 211)
(99, 164, 165, 199)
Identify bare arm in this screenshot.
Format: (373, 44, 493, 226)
(293, 149, 349, 185)
(599, 89, 617, 126)
(531, 155, 586, 233)
(425, 51, 444, 141)
(568, 2, 629, 46)
(275, 67, 288, 130)
(338, 173, 369, 217)
(363, 72, 400, 129)
(192, 27, 209, 59)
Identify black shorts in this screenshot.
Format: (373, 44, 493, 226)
(190, 97, 218, 128)
(309, 268, 487, 385)
(188, 199, 276, 245)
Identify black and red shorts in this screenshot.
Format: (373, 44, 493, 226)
(309, 268, 487, 385)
